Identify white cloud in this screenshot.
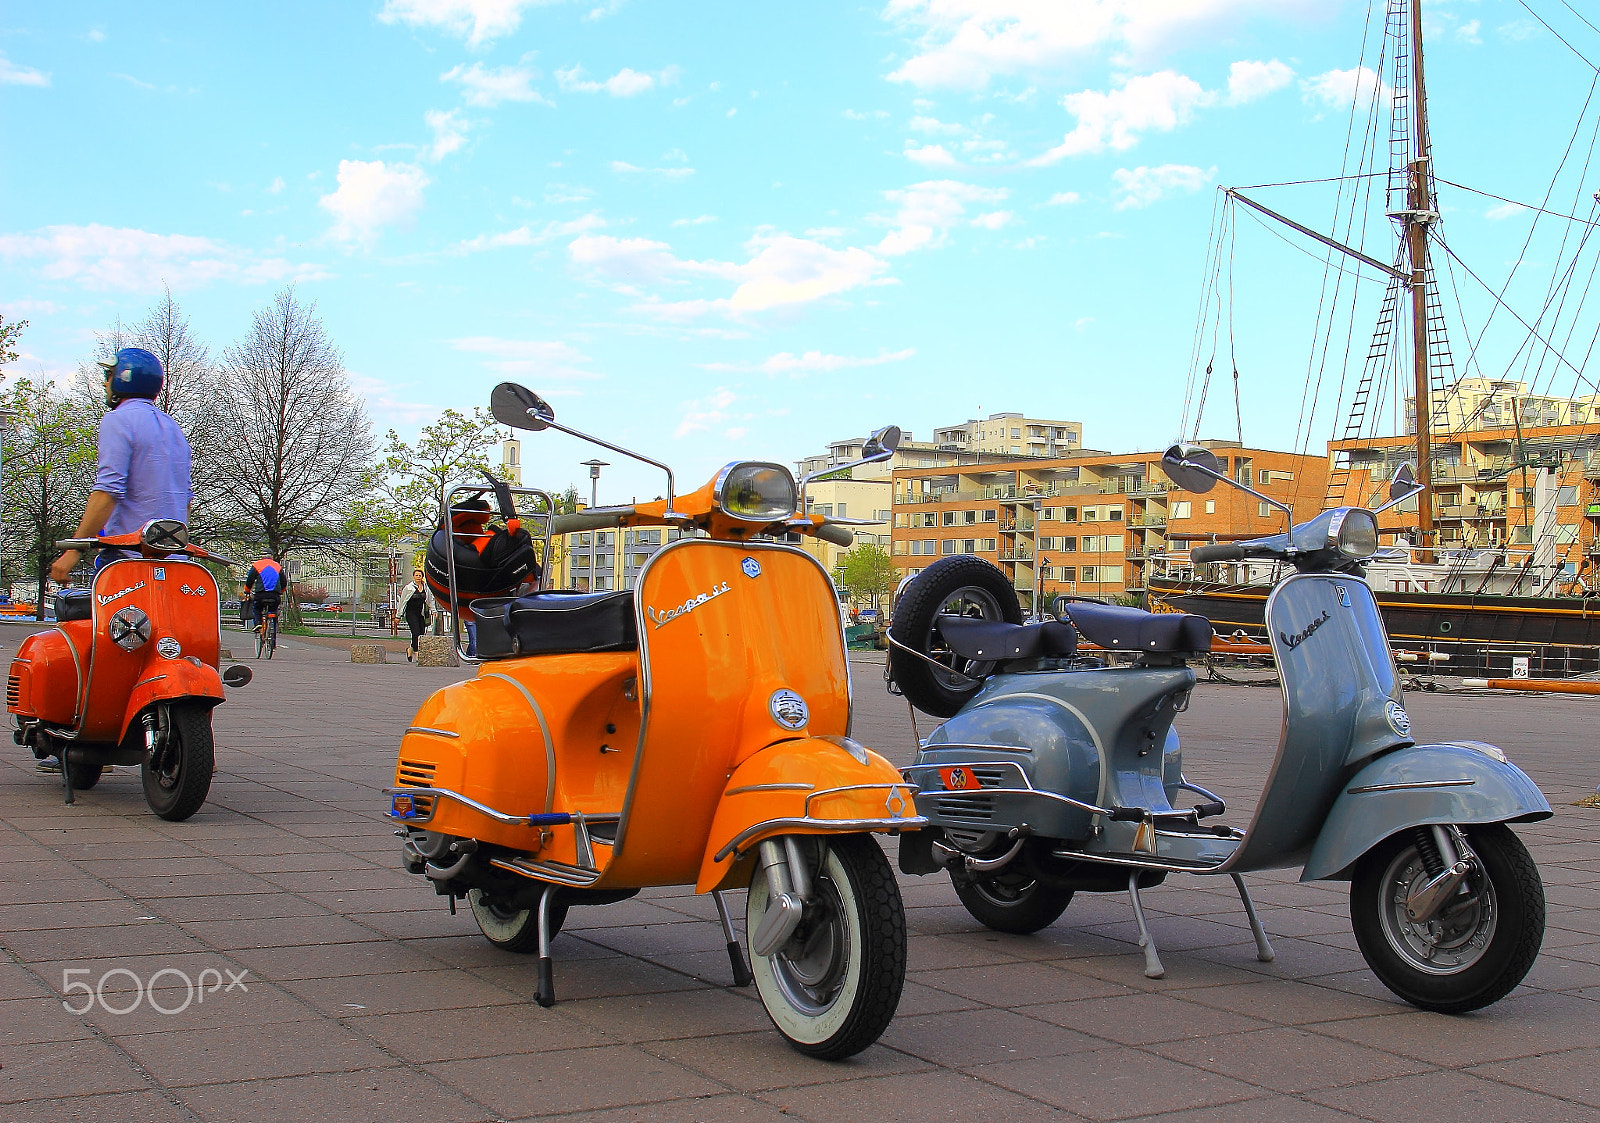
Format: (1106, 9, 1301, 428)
(0, 51, 49, 86)
(348, 373, 441, 427)
(882, 0, 1316, 90)
(909, 115, 965, 135)
(1485, 202, 1526, 222)
(875, 179, 1009, 256)
(545, 183, 595, 203)
(449, 336, 602, 381)
(1302, 66, 1388, 112)
(0, 224, 328, 292)
(87, 29, 106, 43)
(319, 160, 430, 244)
(1497, 20, 1537, 43)
(267, 176, 286, 194)
(1458, 19, 1482, 45)
(557, 64, 676, 97)
(1046, 191, 1082, 206)
(676, 387, 738, 437)
(1110, 164, 1215, 210)
(441, 61, 549, 107)
(905, 142, 962, 168)
(844, 108, 890, 120)
(705, 348, 917, 377)
(451, 214, 606, 253)
(671, 214, 718, 227)
(0, 298, 62, 317)
(380, 0, 550, 46)
(970, 209, 1014, 230)
(610, 160, 694, 179)
(1225, 59, 1293, 104)
(1032, 70, 1211, 165)
(424, 109, 471, 160)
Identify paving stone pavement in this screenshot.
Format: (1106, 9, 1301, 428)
(1, 631, 1597, 1122)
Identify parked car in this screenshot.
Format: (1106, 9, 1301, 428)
(319, 602, 345, 613)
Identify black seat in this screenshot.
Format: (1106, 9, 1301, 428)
(55, 589, 92, 623)
(472, 590, 636, 660)
(1063, 602, 1212, 653)
(936, 617, 1078, 662)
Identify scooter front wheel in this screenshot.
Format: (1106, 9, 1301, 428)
(467, 888, 567, 952)
(747, 834, 906, 1060)
(1350, 823, 1544, 1014)
(951, 868, 1074, 934)
(141, 704, 215, 822)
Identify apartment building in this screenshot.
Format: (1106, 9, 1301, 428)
(931, 413, 1083, 458)
(1331, 420, 1600, 570)
(794, 475, 895, 586)
(891, 442, 1327, 603)
(1405, 378, 1600, 435)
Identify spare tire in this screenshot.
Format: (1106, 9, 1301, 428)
(888, 555, 1023, 718)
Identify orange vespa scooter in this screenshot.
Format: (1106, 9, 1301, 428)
(387, 384, 923, 1059)
(8, 519, 252, 820)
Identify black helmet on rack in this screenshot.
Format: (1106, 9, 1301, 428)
(424, 471, 539, 611)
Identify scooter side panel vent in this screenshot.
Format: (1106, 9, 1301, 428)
(5, 674, 19, 709)
(934, 793, 996, 823)
(971, 767, 1011, 789)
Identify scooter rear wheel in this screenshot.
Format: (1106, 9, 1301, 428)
(1351, 824, 1544, 1014)
(747, 834, 906, 1060)
(141, 704, 214, 822)
(467, 888, 568, 952)
(951, 868, 1074, 934)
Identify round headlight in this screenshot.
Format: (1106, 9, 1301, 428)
(108, 606, 152, 651)
(715, 462, 796, 522)
(1334, 509, 1378, 559)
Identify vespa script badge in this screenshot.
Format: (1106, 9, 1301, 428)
(769, 689, 809, 730)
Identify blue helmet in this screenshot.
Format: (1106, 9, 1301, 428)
(100, 347, 164, 401)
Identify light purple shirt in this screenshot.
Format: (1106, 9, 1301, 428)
(92, 399, 194, 536)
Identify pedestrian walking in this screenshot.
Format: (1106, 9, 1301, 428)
(401, 568, 431, 663)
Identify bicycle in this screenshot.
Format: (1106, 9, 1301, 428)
(254, 604, 277, 660)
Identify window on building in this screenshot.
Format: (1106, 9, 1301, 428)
(1205, 500, 1216, 514)
(982, 509, 996, 522)
(1556, 525, 1578, 544)
(893, 540, 908, 555)
(894, 513, 907, 528)
(911, 539, 938, 555)
(1081, 536, 1099, 552)
(922, 513, 938, 527)
(1059, 566, 1077, 581)
(961, 539, 977, 553)
(963, 510, 978, 525)
(1062, 536, 1077, 551)
(1010, 446, 1022, 454)
(1258, 502, 1272, 517)
(943, 511, 957, 526)
(1558, 486, 1578, 506)
(1061, 506, 1078, 523)
(1108, 508, 1123, 521)
(1172, 501, 1191, 519)
(877, 510, 893, 521)
(1512, 525, 1533, 544)
(980, 538, 997, 552)
(1011, 428, 1021, 439)
(1105, 535, 1123, 552)
(1081, 566, 1097, 582)
(940, 540, 957, 555)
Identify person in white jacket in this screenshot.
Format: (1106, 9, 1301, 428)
(400, 569, 432, 662)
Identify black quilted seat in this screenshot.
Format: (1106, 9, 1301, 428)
(936, 617, 1078, 661)
(55, 589, 92, 623)
(1064, 602, 1212, 653)
(473, 590, 637, 660)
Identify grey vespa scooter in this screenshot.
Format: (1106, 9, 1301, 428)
(889, 446, 1550, 1013)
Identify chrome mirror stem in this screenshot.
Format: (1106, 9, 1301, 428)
(545, 419, 680, 520)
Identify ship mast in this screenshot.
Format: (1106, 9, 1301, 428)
(1404, 0, 1436, 558)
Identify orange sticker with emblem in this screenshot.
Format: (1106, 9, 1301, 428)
(939, 767, 981, 791)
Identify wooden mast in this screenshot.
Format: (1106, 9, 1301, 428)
(1406, 0, 1436, 559)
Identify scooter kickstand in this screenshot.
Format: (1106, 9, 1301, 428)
(713, 890, 753, 988)
(1230, 873, 1275, 964)
(535, 886, 557, 1008)
(1126, 872, 1165, 979)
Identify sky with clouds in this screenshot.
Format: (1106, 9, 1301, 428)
(2, 1, 1596, 499)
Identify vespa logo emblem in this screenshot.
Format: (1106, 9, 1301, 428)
(1335, 584, 1351, 608)
(741, 557, 762, 579)
(769, 689, 809, 730)
(152, 567, 166, 582)
(1385, 700, 1412, 738)
(1280, 610, 1331, 651)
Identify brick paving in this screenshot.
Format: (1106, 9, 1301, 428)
(1, 627, 1597, 1122)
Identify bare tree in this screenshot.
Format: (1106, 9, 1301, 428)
(213, 287, 377, 585)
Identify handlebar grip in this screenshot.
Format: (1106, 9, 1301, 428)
(549, 508, 635, 535)
(816, 523, 854, 547)
(1193, 800, 1226, 819)
(1191, 543, 1247, 563)
(56, 538, 102, 550)
(1106, 806, 1145, 822)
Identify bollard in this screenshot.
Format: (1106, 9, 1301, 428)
(350, 643, 387, 664)
(415, 635, 459, 667)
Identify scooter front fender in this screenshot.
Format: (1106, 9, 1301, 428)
(1301, 742, 1551, 882)
(119, 659, 225, 743)
(694, 736, 924, 893)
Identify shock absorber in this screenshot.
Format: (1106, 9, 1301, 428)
(1413, 826, 1445, 877)
(142, 711, 161, 755)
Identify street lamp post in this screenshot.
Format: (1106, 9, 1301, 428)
(580, 459, 609, 509)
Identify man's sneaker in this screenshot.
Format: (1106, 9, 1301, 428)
(35, 758, 61, 774)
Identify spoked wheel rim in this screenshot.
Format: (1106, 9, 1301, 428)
(1376, 843, 1497, 976)
(767, 871, 852, 1017)
(927, 585, 1006, 687)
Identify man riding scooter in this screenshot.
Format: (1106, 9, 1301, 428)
(40, 347, 192, 774)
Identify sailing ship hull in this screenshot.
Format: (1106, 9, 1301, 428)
(1147, 576, 1600, 674)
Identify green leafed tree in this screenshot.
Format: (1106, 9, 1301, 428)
(0, 313, 27, 368)
(838, 541, 900, 614)
(0, 379, 100, 616)
(376, 407, 507, 536)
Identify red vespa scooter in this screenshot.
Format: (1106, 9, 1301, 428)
(7, 519, 252, 820)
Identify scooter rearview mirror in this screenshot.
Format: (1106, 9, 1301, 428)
(1389, 462, 1417, 501)
(1160, 443, 1222, 494)
(490, 383, 555, 432)
(861, 425, 903, 461)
